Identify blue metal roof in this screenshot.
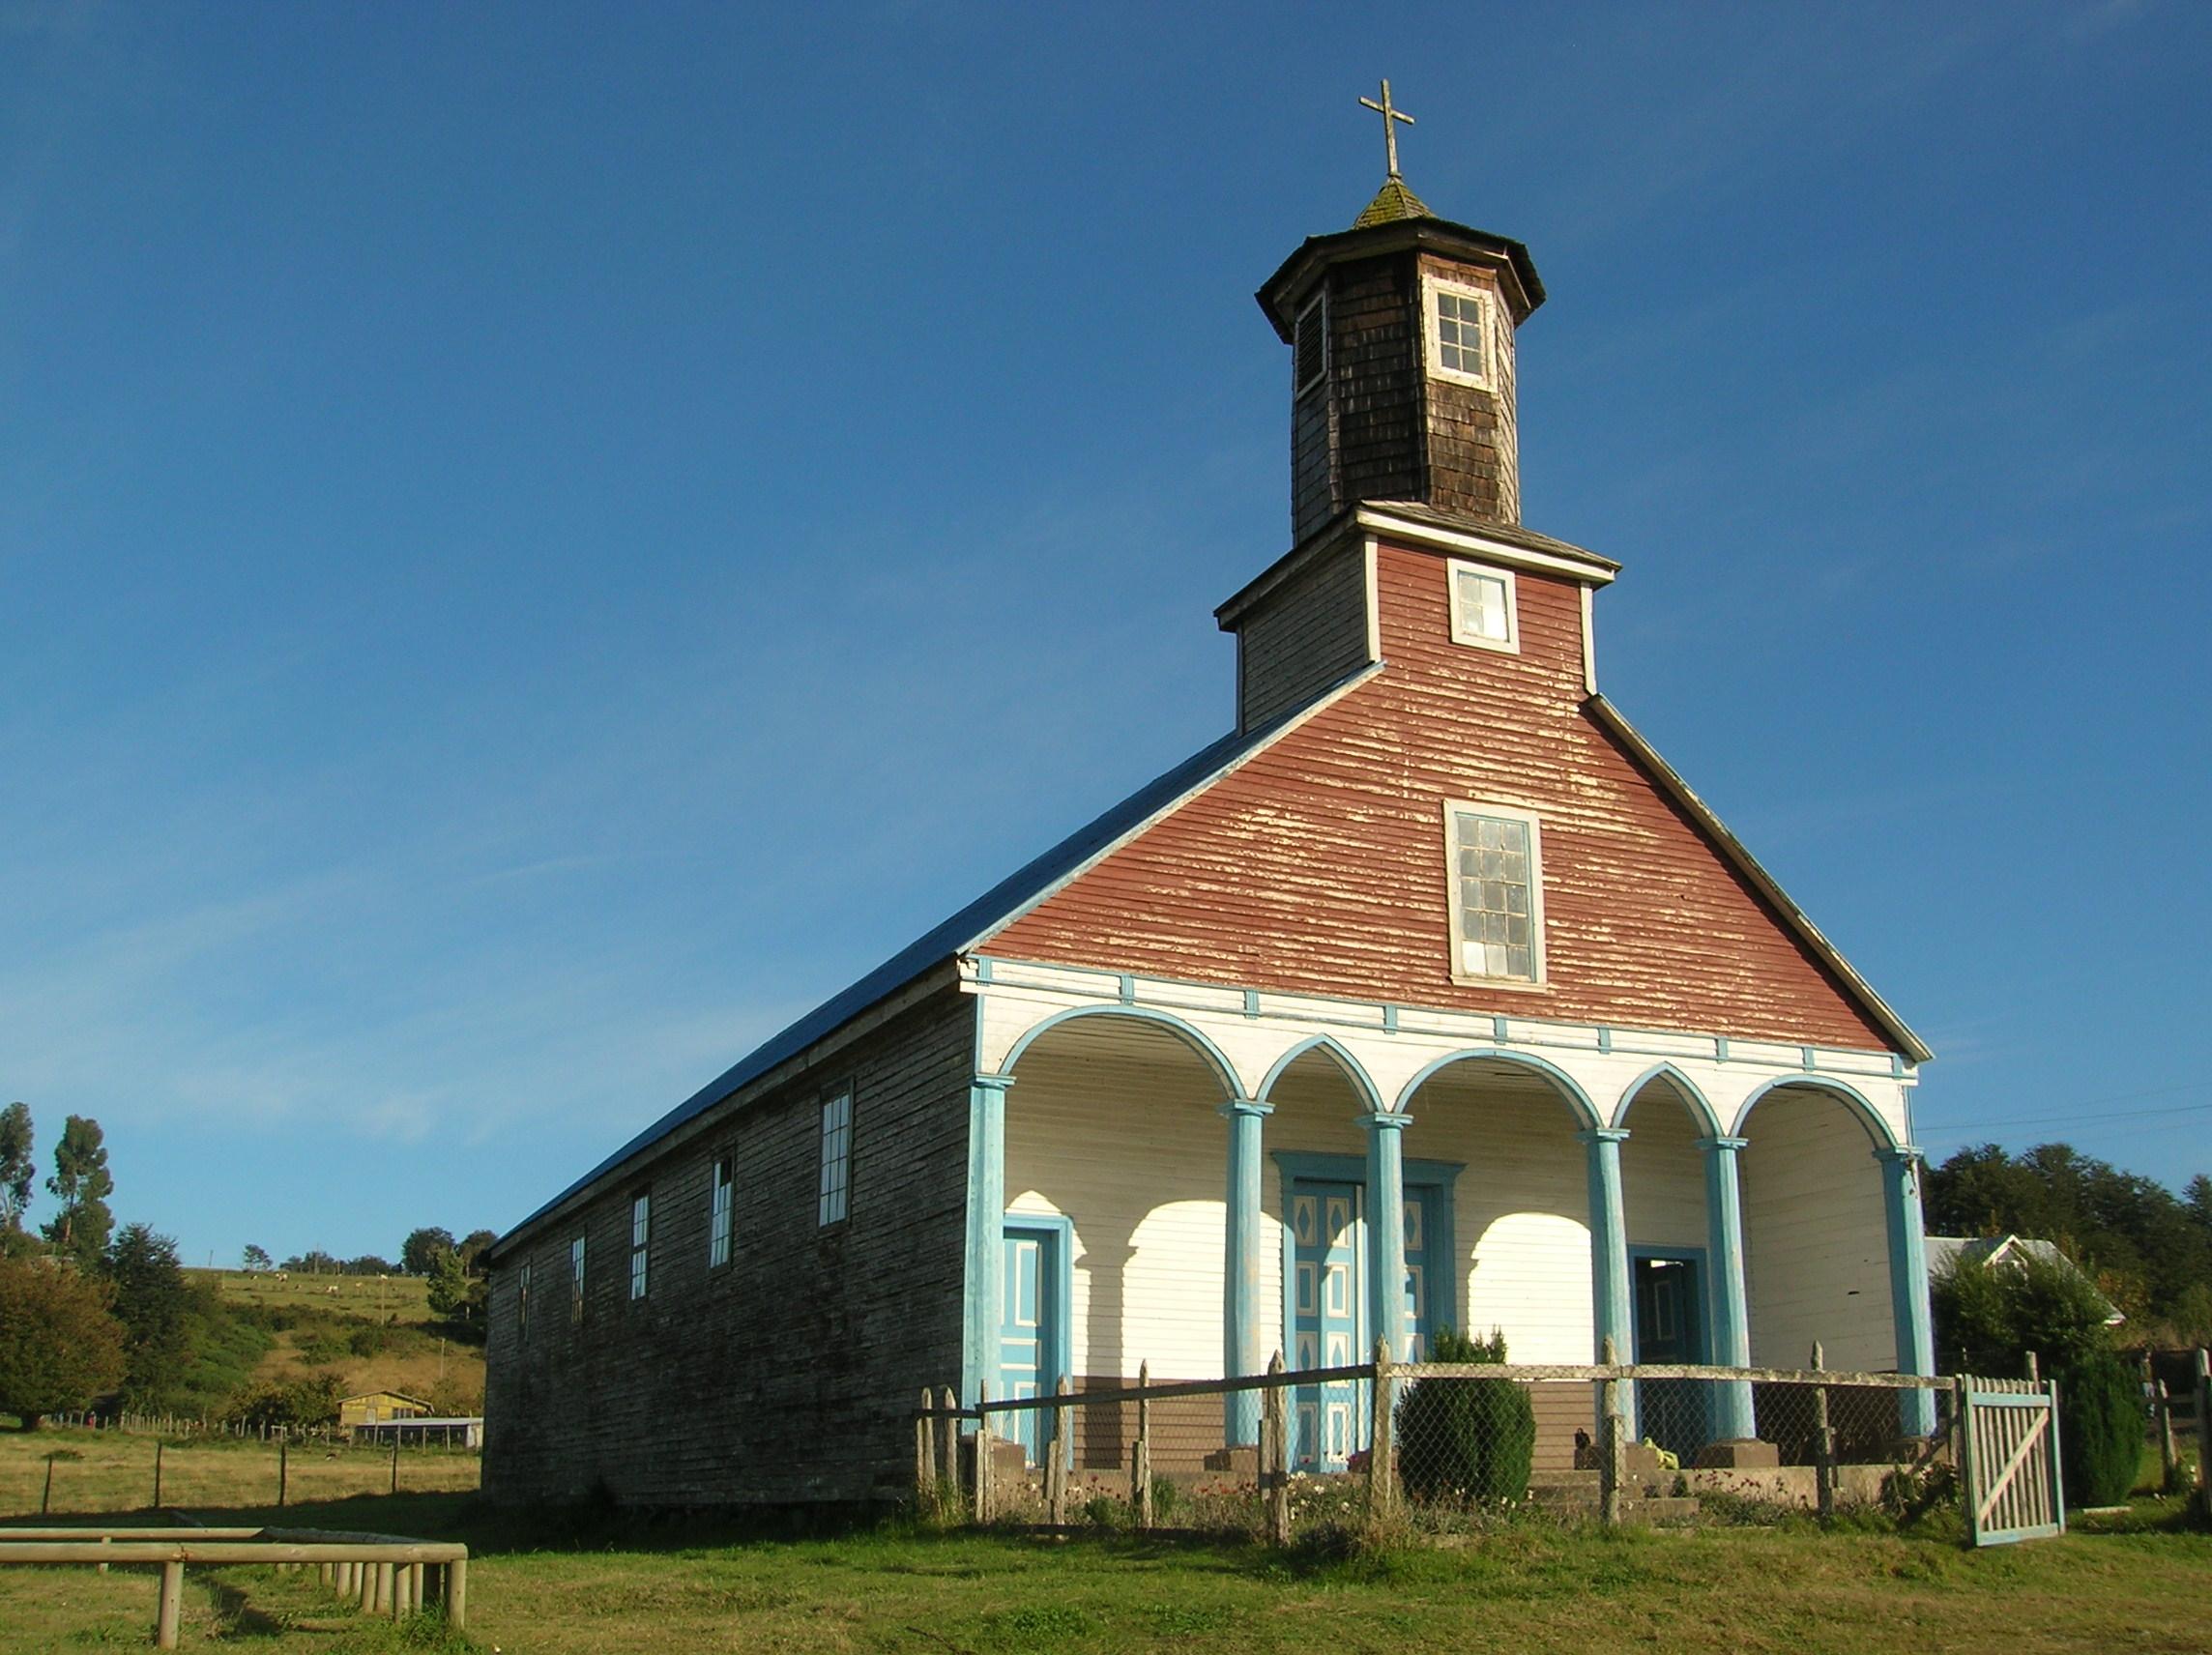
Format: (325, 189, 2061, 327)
(490, 696, 1324, 1254)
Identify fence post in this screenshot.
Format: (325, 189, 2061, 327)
(1367, 1337, 1395, 1524)
(278, 1437, 289, 1508)
(1599, 1335, 1625, 1526)
(1132, 1361, 1153, 1530)
(1958, 1379, 1982, 1547)
(937, 1385, 959, 1510)
(154, 1440, 164, 1510)
(41, 1456, 53, 1515)
(1811, 1342, 1835, 1521)
(2194, 1349, 2210, 1521)
(156, 1559, 184, 1649)
(447, 1556, 469, 1631)
(390, 1435, 400, 1495)
(1264, 1351, 1292, 1547)
(973, 1380, 993, 1526)
(916, 1387, 936, 1502)
(1046, 1375, 1071, 1526)
(2024, 1350, 2040, 1383)
(2144, 1352, 2176, 1493)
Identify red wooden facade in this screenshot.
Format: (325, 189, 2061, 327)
(983, 540, 1896, 1053)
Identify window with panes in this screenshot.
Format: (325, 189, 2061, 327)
(1448, 805, 1544, 983)
(818, 1091, 853, 1227)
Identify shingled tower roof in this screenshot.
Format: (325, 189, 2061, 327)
(1353, 174, 1431, 227)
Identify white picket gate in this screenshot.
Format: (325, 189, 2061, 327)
(1959, 1378, 2064, 1546)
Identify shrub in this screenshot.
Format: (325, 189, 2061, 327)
(2055, 1349, 2143, 1508)
(221, 1368, 346, 1431)
(1394, 1327, 1536, 1505)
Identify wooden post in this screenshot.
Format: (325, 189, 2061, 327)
(916, 1387, 937, 1502)
(156, 1559, 184, 1649)
(1959, 1380, 1983, 1548)
(2195, 1349, 2211, 1521)
(1132, 1361, 1153, 1530)
(41, 1457, 52, 1515)
(973, 1380, 993, 1525)
(154, 1441, 163, 1510)
(447, 1556, 469, 1631)
(2145, 1353, 2176, 1493)
(390, 1434, 400, 1495)
(1367, 1336, 1396, 1522)
(936, 1386, 959, 1509)
(1811, 1342, 1835, 1521)
(278, 1437, 289, 1507)
(1045, 1375, 1071, 1526)
(1264, 1351, 1292, 1547)
(2024, 1350, 2040, 1382)
(1599, 1335, 1625, 1526)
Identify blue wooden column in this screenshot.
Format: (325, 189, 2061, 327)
(960, 1073, 1016, 1411)
(1363, 1111, 1413, 1362)
(1697, 1134, 1757, 1439)
(1221, 1097, 1272, 1446)
(1876, 1144, 1937, 1437)
(1579, 1127, 1633, 1363)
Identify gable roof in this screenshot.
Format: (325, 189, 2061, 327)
(487, 668, 1377, 1258)
(1587, 695, 1933, 1065)
(1925, 1234, 2123, 1323)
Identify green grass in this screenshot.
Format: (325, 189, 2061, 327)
(1, 1481, 2206, 1653)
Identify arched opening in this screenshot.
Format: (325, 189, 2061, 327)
(1618, 1070, 1724, 1459)
(1001, 1010, 1237, 1467)
(1397, 1054, 1595, 1364)
(1738, 1081, 1896, 1374)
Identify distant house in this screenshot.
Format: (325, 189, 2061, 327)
(338, 1390, 432, 1428)
(1925, 1234, 2124, 1325)
(354, 1415, 483, 1451)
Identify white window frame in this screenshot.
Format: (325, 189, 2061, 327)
(818, 1089, 853, 1228)
(628, 1192, 651, 1300)
(1442, 800, 1548, 988)
(1293, 291, 1328, 399)
(709, 1156, 734, 1268)
(569, 1234, 587, 1326)
(1422, 271, 1498, 392)
(1446, 557, 1520, 654)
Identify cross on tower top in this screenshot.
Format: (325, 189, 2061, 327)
(1358, 79, 1414, 179)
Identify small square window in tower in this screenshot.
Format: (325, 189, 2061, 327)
(1425, 275, 1495, 391)
(1448, 558, 1518, 652)
(1446, 803, 1546, 984)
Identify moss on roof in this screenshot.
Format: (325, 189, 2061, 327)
(1353, 176, 1432, 227)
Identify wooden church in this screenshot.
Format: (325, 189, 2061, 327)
(482, 103, 1938, 1507)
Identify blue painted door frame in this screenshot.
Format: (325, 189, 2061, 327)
(999, 1215, 1073, 1466)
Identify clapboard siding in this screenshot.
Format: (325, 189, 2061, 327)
(1237, 540, 1373, 731)
(1620, 1089, 1710, 1262)
(1741, 1091, 1895, 1372)
(1004, 1026, 1230, 1385)
(987, 544, 1895, 1052)
(483, 986, 974, 1507)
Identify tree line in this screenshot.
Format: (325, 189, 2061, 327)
(0, 1099, 496, 1430)
(1923, 1140, 2212, 1346)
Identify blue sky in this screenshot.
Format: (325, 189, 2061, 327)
(1, 2, 2205, 1265)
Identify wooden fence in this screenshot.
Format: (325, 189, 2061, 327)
(0, 1524, 467, 1650)
(917, 1340, 1962, 1541)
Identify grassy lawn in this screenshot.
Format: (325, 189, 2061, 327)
(1, 1475, 2206, 1654)
(0, 1426, 480, 1518)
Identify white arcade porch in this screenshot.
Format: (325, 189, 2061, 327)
(956, 956, 1937, 1466)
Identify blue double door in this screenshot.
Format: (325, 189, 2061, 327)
(1287, 1177, 1441, 1470)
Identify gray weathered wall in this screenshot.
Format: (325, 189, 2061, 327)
(482, 985, 975, 1507)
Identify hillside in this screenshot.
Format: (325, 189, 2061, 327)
(187, 1268, 485, 1415)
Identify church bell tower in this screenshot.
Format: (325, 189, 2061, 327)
(1256, 82, 1545, 545)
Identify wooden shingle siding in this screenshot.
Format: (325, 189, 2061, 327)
(987, 544, 1895, 1052)
(482, 987, 975, 1508)
(1236, 540, 1373, 731)
(1417, 257, 1517, 526)
(1326, 257, 1426, 522)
